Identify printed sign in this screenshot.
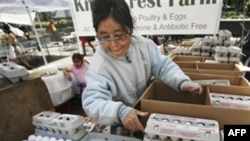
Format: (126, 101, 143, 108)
(69, 0, 223, 36)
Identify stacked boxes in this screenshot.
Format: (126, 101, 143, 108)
(0, 62, 29, 83)
(32, 111, 87, 140)
(172, 30, 242, 64)
(144, 113, 220, 141)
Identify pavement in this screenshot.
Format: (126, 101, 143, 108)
(28, 41, 96, 78)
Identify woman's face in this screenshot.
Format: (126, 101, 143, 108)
(97, 16, 131, 57)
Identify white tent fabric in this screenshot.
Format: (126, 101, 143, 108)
(0, 0, 70, 65)
(0, 0, 70, 25)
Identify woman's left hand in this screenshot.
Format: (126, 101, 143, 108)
(181, 81, 203, 95)
(122, 109, 148, 132)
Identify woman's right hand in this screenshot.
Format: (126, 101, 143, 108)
(122, 109, 148, 132)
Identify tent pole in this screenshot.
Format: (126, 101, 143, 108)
(36, 12, 43, 29)
(22, 0, 48, 65)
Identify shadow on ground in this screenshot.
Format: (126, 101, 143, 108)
(23, 55, 69, 69)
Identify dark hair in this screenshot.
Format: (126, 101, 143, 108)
(72, 53, 84, 62)
(3, 24, 11, 34)
(91, 0, 134, 35)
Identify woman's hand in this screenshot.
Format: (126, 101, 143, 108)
(122, 109, 148, 132)
(181, 81, 203, 95)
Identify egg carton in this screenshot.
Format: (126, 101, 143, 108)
(0, 62, 29, 83)
(215, 47, 229, 56)
(51, 114, 83, 130)
(214, 56, 228, 64)
(218, 30, 232, 38)
(144, 113, 220, 141)
(182, 48, 192, 55)
(228, 46, 242, 57)
(201, 52, 210, 57)
(191, 51, 201, 56)
(228, 57, 240, 64)
(203, 36, 215, 43)
(193, 79, 230, 86)
(192, 41, 203, 49)
(80, 132, 141, 141)
(213, 38, 223, 46)
(32, 111, 61, 130)
(224, 39, 234, 47)
(34, 125, 86, 141)
(210, 93, 250, 110)
(202, 44, 212, 50)
(27, 134, 72, 141)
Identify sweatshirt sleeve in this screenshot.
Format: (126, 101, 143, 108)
(82, 71, 132, 126)
(149, 41, 191, 91)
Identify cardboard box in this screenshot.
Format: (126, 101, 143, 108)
(176, 62, 242, 76)
(172, 55, 214, 63)
(140, 81, 250, 129)
(185, 72, 250, 86)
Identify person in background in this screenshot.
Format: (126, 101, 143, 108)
(47, 19, 60, 41)
(19, 25, 30, 40)
(81, 36, 96, 56)
(63, 53, 89, 93)
(3, 24, 34, 70)
(82, 0, 202, 132)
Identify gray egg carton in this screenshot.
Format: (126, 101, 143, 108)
(0, 62, 29, 83)
(80, 132, 141, 141)
(193, 79, 230, 86)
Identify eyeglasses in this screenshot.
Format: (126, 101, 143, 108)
(97, 33, 129, 44)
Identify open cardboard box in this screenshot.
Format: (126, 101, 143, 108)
(186, 72, 250, 86)
(176, 62, 242, 76)
(172, 55, 214, 63)
(139, 80, 250, 129)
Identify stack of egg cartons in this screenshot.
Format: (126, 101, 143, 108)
(182, 47, 192, 56)
(201, 36, 215, 57)
(228, 46, 242, 64)
(218, 30, 233, 47)
(143, 113, 220, 141)
(191, 41, 202, 56)
(31, 111, 87, 141)
(214, 46, 229, 63)
(214, 30, 241, 64)
(0, 62, 29, 83)
(173, 46, 185, 55)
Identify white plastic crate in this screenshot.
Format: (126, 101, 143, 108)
(210, 93, 250, 110)
(144, 113, 220, 141)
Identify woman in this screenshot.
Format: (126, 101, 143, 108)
(82, 0, 202, 132)
(3, 24, 33, 70)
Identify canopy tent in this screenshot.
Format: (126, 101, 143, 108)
(0, 0, 71, 65)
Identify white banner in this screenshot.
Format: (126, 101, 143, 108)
(69, 0, 223, 36)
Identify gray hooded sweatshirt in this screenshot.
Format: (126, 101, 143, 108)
(82, 34, 190, 126)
